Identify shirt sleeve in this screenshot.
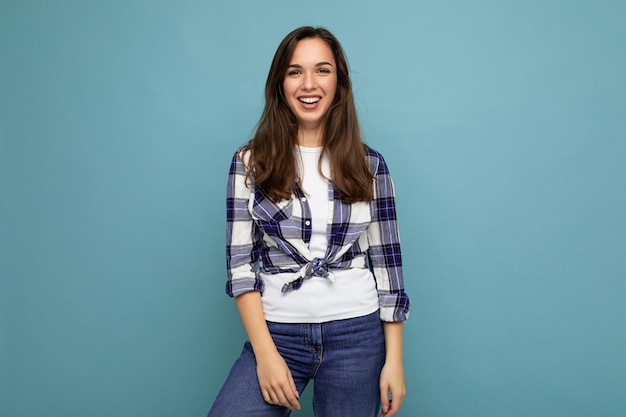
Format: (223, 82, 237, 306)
(225, 148, 264, 297)
(366, 149, 411, 322)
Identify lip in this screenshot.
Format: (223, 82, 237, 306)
(297, 95, 322, 109)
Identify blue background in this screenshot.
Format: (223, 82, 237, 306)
(2, 1, 625, 416)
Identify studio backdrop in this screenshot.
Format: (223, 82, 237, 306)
(1, 1, 625, 416)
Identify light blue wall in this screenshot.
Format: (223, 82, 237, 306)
(1, 1, 625, 416)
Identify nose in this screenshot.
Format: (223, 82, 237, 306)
(302, 71, 315, 90)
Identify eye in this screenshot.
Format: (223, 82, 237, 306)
(317, 68, 331, 74)
(287, 69, 302, 76)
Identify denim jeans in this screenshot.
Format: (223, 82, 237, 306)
(207, 310, 385, 417)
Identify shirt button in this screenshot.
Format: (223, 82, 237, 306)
(305, 220, 311, 226)
(301, 197, 307, 202)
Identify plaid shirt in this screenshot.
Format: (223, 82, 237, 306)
(225, 144, 410, 322)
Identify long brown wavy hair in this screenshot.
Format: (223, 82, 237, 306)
(243, 26, 373, 203)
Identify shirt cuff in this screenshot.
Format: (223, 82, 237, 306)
(378, 291, 410, 322)
(226, 275, 264, 298)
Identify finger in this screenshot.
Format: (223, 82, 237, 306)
(278, 383, 301, 410)
(272, 389, 288, 408)
(390, 386, 406, 411)
(289, 373, 299, 399)
(268, 388, 289, 408)
(287, 372, 301, 409)
(261, 389, 275, 405)
(380, 388, 390, 415)
(284, 394, 301, 410)
(380, 400, 395, 417)
(269, 384, 300, 411)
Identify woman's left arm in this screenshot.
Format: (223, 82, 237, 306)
(379, 321, 406, 417)
(364, 148, 409, 416)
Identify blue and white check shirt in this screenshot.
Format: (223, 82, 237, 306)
(225, 144, 410, 322)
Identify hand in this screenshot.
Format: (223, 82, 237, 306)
(379, 361, 406, 417)
(256, 351, 301, 411)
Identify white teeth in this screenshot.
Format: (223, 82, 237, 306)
(299, 97, 320, 104)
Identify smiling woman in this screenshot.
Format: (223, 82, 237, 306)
(206, 26, 410, 417)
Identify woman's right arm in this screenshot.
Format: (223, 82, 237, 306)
(227, 149, 300, 410)
(235, 291, 301, 411)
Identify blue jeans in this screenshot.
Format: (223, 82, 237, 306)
(207, 311, 385, 417)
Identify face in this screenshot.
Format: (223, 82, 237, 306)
(283, 38, 338, 134)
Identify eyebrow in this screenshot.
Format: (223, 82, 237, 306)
(287, 62, 334, 68)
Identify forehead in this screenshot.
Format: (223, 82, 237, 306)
(289, 38, 335, 64)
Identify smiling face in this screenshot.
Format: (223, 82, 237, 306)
(283, 37, 338, 141)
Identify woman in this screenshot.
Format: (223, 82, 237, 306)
(208, 26, 410, 417)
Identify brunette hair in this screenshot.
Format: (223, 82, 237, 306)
(243, 26, 373, 203)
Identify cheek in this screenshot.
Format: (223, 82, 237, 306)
(326, 80, 338, 100)
(326, 76, 338, 93)
(283, 79, 296, 96)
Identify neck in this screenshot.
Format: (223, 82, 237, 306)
(297, 126, 323, 147)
